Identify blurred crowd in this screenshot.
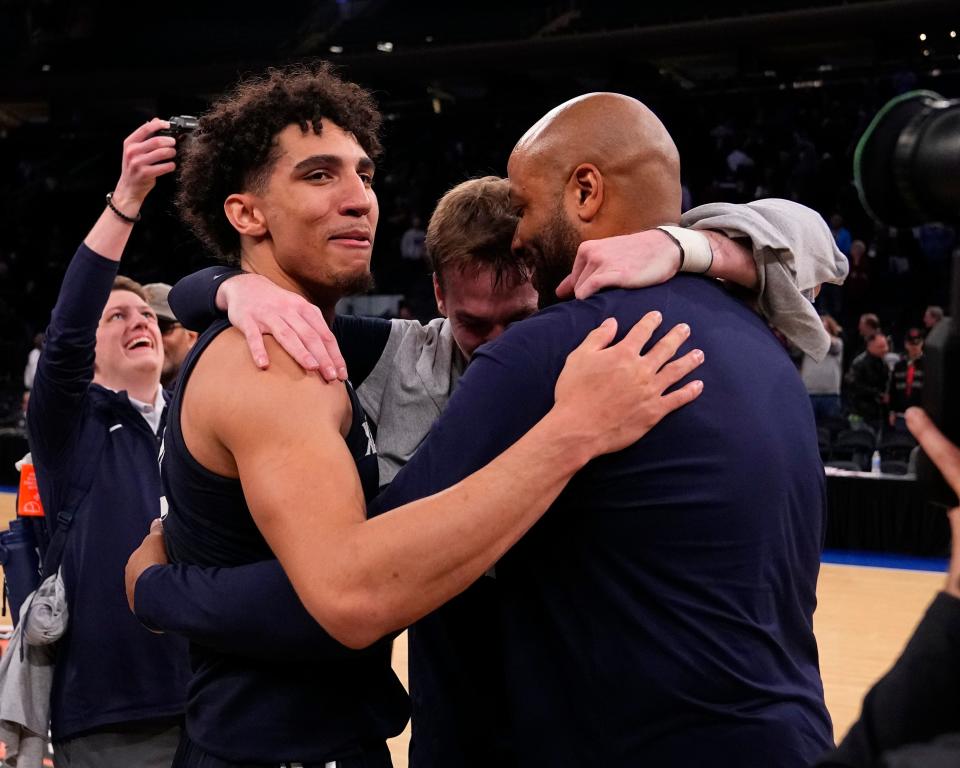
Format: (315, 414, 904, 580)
(1, 66, 956, 434)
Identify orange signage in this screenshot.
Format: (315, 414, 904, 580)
(17, 463, 44, 518)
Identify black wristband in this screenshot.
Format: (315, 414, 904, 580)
(105, 192, 141, 223)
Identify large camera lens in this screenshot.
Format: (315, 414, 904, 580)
(855, 90, 960, 226)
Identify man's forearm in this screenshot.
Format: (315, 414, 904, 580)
(301, 325, 697, 649)
(83, 195, 140, 264)
(267, 406, 596, 650)
(702, 231, 758, 290)
(135, 561, 382, 660)
(27, 244, 121, 460)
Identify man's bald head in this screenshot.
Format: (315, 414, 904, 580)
(508, 93, 682, 306)
(510, 93, 681, 233)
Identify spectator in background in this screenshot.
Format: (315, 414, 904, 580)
(888, 328, 925, 431)
(848, 310, 881, 365)
(400, 215, 427, 263)
(843, 240, 870, 330)
(22, 333, 42, 389)
(858, 313, 881, 340)
(924, 304, 944, 332)
(399, 214, 430, 312)
(845, 331, 891, 432)
(143, 282, 197, 388)
(916, 223, 955, 305)
(802, 314, 844, 422)
(830, 213, 852, 256)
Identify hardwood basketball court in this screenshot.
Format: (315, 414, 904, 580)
(0, 491, 945, 766)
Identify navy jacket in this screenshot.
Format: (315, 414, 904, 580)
(27, 244, 189, 740)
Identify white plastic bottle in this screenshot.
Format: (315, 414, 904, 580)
(871, 450, 882, 475)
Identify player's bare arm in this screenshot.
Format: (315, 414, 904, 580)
(179, 313, 703, 649)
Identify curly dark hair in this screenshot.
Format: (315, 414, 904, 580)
(176, 62, 383, 263)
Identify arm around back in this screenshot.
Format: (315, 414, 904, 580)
(181, 314, 703, 649)
(134, 560, 383, 660)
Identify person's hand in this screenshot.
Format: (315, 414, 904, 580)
(555, 230, 682, 300)
(554, 312, 704, 458)
(905, 408, 960, 598)
(111, 118, 178, 216)
(125, 519, 168, 613)
(218, 273, 347, 381)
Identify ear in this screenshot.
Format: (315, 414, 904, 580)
(223, 193, 268, 238)
(433, 272, 447, 317)
(568, 163, 603, 223)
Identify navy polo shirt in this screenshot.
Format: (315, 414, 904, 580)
(376, 276, 833, 767)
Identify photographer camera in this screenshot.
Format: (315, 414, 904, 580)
(814, 89, 960, 768)
(855, 89, 960, 509)
(22, 119, 189, 767)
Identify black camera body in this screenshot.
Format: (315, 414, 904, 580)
(158, 115, 199, 138)
(917, 269, 960, 510)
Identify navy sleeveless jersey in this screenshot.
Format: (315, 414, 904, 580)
(161, 318, 408, 763)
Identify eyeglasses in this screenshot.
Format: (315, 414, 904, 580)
(157, 319, 182, 336)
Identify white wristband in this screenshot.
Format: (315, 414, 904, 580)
(656, 225, 713, 274)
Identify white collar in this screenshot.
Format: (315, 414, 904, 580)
(108, 385, 166, 434)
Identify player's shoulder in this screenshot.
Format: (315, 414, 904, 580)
(194, 327, 346, 412)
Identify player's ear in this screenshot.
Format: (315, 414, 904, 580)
(567, 163, 603, 223)
(224, 193, 268, 238)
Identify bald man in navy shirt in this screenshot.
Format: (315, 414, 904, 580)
(372, 93, 832, 767)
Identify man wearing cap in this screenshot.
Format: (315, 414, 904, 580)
(143, 283, 197, 388)
(888, 328, 925, 430)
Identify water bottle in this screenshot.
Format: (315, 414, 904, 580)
(871, 450, 882, 475)
(0, 520, 41, 626)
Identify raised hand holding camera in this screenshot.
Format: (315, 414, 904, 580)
(109, 118, 179, 219)
(84, 118, 178, 261)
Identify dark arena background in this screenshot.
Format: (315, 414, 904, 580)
(1, 2, 960, 764)
(0, 0, 957, 401)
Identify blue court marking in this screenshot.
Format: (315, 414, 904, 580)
(822, 549, 948, 572)
(0, 486, 17, 495)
